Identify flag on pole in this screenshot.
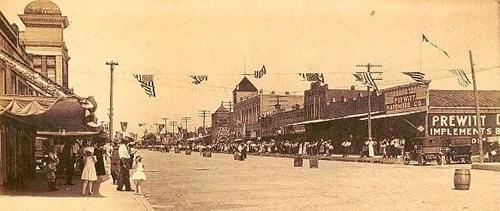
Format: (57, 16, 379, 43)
(120, 121, 128, 132)
(191, 75, 208, 84)
(298, 73, 324, 83)
(422, 34, 449, 57)
(353, 72, 379, 91)
(254, 65, 267, 79)
(402, 72, 426, 84)
(158, 124, 165, 134)
(133, 74, 156, 97)
(449, 69, 472, 87)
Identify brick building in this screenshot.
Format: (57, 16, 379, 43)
(232, 77, 304, 138)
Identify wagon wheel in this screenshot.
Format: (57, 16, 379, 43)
(436, 156, 443, 165)
(466, 156, 472, 164)
(403, 154, 410, 165)
(417, 155, 424, 166)
(445, 155, 451, 164)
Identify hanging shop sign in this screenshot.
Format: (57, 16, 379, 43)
(385, 84, 427, 114)
(215, 126, 230, 140)
(428, 113, 500, 136)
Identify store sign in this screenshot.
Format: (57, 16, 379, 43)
(385, 84, 427, 114)
(216, 127, 230, 139)
(429, 113, 500, 136)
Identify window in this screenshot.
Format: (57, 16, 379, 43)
(0, 65, 4, 94)
(47, 68, 56, 81)
(46, 56, 56, 82)
(10, 75, 16, 94)
(33, 56, 42, 66)
(46, 56, 56, 66)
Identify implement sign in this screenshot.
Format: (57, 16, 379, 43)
(429, 114, 500, 136)
(385, 83, 427, 114)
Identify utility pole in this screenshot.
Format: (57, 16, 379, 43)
(222, 101, 233, 112)
(169, 121, 177, 134)
(198, 110, 210, 130)
(106, 60, 118, 142)
(355, 63, 383, 141)
(469, 50, 483, 163)
(180, 116, 192, 132)
(161, 117, 168, 133)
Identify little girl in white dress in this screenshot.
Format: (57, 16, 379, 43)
(131, 155, 146, 195)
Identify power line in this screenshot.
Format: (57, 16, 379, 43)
(197, 110, 211, 130)
(180, 116, 192, 132)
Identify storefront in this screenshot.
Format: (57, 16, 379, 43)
(0, 95, 102, 190)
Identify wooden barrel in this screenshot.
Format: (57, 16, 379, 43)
(205, 151, 212, 157)
(294, 156, 303, 167)
(234, 152, 239, 160)
(185, 150, 191, 155)
(309, 156, 319, 168)
(454, 169, 471, 190)
(175, 149, 180, 153)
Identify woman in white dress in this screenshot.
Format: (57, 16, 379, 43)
(81, 150, 97, 195)
(368, 138, 375, 157)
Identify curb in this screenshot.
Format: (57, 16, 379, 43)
(471, 164, 500, 172)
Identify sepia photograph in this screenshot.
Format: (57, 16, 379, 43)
(0, 0, 499, 210)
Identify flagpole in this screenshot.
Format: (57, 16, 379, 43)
(469, 50, 483, 163)
(419, 35, 423, 72)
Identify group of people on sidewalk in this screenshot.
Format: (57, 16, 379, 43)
(43, 137, 147, 196)
(110, 138, 147, 195)
(360, 137, 405, 158)
(44, 139, 108, 194)
(150, 135, 409, 159)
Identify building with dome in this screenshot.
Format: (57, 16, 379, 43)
(18, 0, 70, 89)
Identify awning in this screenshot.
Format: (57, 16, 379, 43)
(0, 95, 103, 135)
(359, 110, 425, 120)
(286, 111, 384, 126)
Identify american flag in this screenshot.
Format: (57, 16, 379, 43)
(298, 73, 324, 83)
(402, 72, 426, 84)
(449, 69, 472, 87)
(133, 74, 156, 97)
(353, 72, 379, 91)
(422, 34, 449, 57)
(191, 75, 208, 84)
(254, 65, 266, 79)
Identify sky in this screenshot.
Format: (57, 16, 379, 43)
(1, 0, 499, 134)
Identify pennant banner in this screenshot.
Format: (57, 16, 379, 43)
(353, 72, 379, 91)
(254, 65, 267, 79)
(133, 74, 156, 97)
(422, 34, 449, 57)
(158, 124, 165, 134)
(402, 72, 426, 84)
(191, 75, 208, 84)
(120, 121, 128, 132)
(298, 73, 324, 83)
(449, 69, 472, 87)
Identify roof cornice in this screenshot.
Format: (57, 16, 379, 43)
(18, 14, 69, 28)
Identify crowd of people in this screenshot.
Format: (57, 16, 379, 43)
(43, 139, 107, 194)
(156, 136, 407, 159)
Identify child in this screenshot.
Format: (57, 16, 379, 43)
(131, 155, 147, 195)
(81, 150, 97, 195)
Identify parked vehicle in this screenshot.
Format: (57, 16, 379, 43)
(444, 137, 472, 164)
(404, 137, 444, 166)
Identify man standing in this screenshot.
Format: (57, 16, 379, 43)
(117, 140, 132, 191)
(62, 140, 75, 185)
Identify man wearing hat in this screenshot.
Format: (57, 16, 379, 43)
(117, 138, 132, 191)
